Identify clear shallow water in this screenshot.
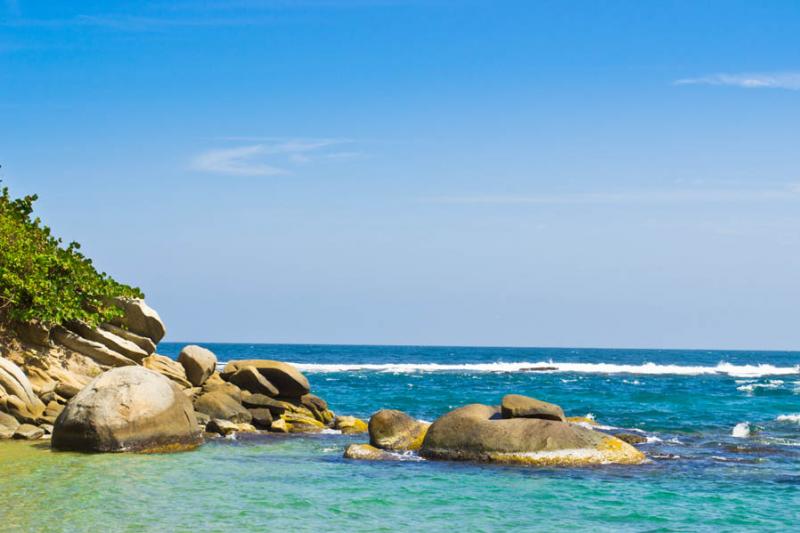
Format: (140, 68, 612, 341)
(3, 344, 800, 531)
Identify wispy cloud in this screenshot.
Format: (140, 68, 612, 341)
(422, 185, 800, 206)
(190, 138, 358, 176)
(675, 72, 800, 90)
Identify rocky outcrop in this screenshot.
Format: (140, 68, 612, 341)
(178, 345, 217, 387)
(420, 403, 644, 466)
(51, 366, 202, 452)
(99, 324, 156, 355)
(0, 357, 46, 423)
(368, 409, 429, 451)
(51, 327, 137, 368)
(500, 394, 565, 421)
(221, 360, 310, 397)
(108, 298, 166, 344)
(67, 321, 149, 363)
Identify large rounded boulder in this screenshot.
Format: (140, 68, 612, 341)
(420, 404, 644, 466)
(178, 345, 217, 387)
(222, 360, 310, 398)
(51, 366, 203, 453)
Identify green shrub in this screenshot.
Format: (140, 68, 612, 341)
(0, 183, 143, 328)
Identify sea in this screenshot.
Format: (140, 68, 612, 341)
(2, 344, 800, 531)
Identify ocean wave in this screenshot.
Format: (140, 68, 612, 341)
(737, 380, 785, 392)
(776, 414, 800, 424)
(272, 361, 799, 378)
(732, 422, 751, 438)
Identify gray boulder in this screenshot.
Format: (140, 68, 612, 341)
(51, 366, 203, 453)
(227, 366, 279, 396)
(178, 345, 217, 387)
(420, 403, 644, 466)
(108, 298, 166, 344)
(194, 391, 252, 424)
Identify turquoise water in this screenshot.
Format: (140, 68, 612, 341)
(3, 344, 800, 531)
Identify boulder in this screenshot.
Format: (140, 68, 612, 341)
(0, 357, 46, 422)
(13, 423, 45, 440)
(343, 443, 399, 461)
(51, 366, 203, 453)
(284, 394, 334, 424)
(108, 298, 166, 344)
(67, 322, 149, 363)
(500, 394, 565, 422)
(281, 412, 325, 433)
(333, 416, 368, 435)
(241, 393, 289, 415)
(178, 345, 217, 387)
(99, 324, 157, 354)
(420, 404, 644, 466)
(248, 408, 273, 429)
(0, 411, 20, 439)
(194, 391, 252, 424)
(52, 327, 136, 368)
(228, 366, 279, 396)
(270, 418, 290, 433)
(201, 373, 242, 402)
(206, 418, 238, 436)
(369, 409, 429, 451)
(142, 354, 192, 388)
(222, 360, 310, 398)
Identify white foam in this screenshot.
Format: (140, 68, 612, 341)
(737, 380, 785, 392)
(277, 360, 799, 378)
(776, 414, 800, 424)
(732, 422, 751, 438)
(645, 436, 662, 444)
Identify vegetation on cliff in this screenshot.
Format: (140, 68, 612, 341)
(0, 183, 142, 328)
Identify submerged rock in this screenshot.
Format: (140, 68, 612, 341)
(222, 360, 310, 397)
(178, 345, 217, 387)
(500, 394, 565, 421)
(369, 409, 429, 451)
(344, 443, 400, 461)
(420, 404, 644, 466)
(51, 366, 202, 453)
(615, 433, 647, 445)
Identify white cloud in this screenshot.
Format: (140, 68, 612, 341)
(190, 138, 355, 176)
(422, 185, 800, 206)
(675, 72, 800, 90)
(191, 145, 284, 176)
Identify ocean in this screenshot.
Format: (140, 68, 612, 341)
(3, 344, 800, 531)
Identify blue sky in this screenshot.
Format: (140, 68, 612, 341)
(2, 1, 799, 349)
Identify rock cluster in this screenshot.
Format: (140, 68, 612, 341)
(345, 394, 645, 467)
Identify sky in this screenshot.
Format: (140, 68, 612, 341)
(1, 1, 799, 349)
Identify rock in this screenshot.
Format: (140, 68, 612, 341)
(201, 373, 242, 402)
(40, 423, 54, 435)
(228, 366, 279, 396)
(178, 345, 217, 387)
(142, 354, 192, 388)
(241, 393, 288, 414)
(270, 418, 290, 433)
(51, 366, 203, 453)
(222, 360, 310, 398)
(248, 408, 273, 429)
(206, 418, 238, 436)
(194, 391, 252, 424)
(66, 321, 149, 362)
(13, 423, 45, 440)
(13, 320, 51, 347)
(343, 443, 399, 461)
(333, 416, 368, 434)
(296, 393, 333, 423)
(281, 412, 325, 433)
(236, 423, 257, 433)
(500, 394, 565, 421)
(566, 416, 599, 426)
(0, 357, 46, 422)
(420, 404, 645, 466)
(195, 412, 210, 426)
(99, 324, 157, 354)
(615, 433, 647, 445)
(108, 298, 166, 344)
(55, 382, 82, 400)
(0, 411, 20, 439)
(369, 409, 429, 451)
(52, 326, 136, 368)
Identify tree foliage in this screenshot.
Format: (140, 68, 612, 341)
(0, 183, 143, 327)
